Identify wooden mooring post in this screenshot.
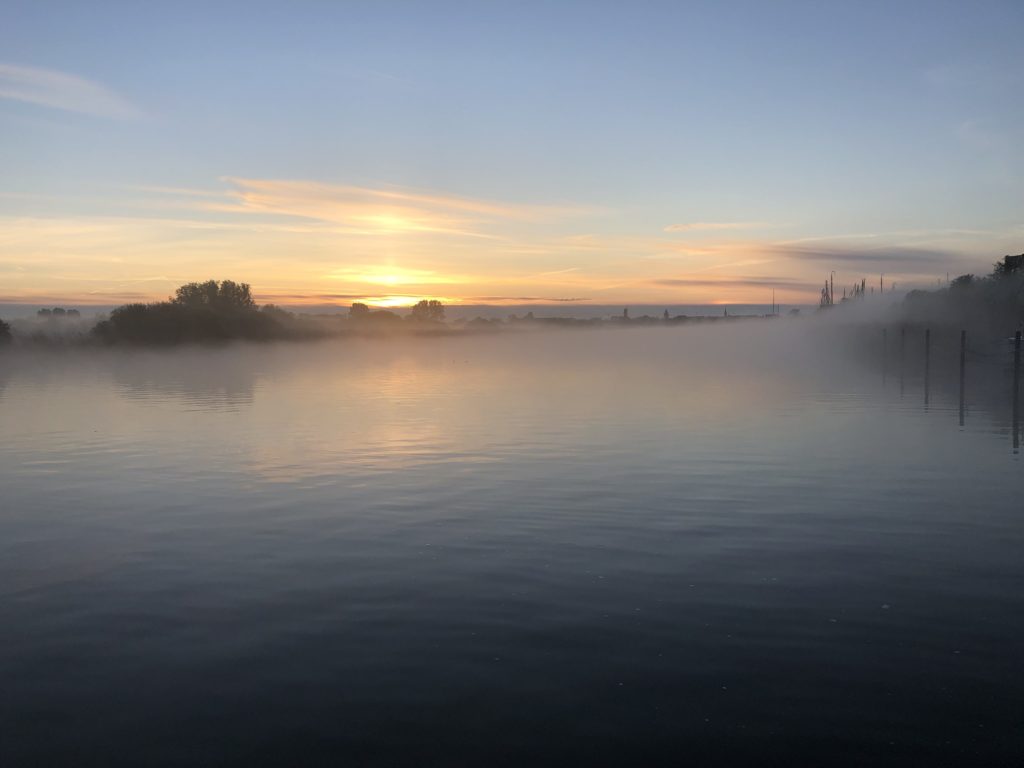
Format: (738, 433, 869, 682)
(924, 328, 931, 407)
(959, 330, 966, 427)
(899, 326, 906, 396)
(882, 328, 888, 384)
(1014, 331, 1021, 453)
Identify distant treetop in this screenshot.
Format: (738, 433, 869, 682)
(409, 299, 445, 322)
(173, 280, 256, 310)
(37, 307, 81, 318)
(993, 254, 1023, 278)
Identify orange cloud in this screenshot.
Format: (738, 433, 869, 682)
(195, 178, 592, 238)
(1, 178, 1004, 307)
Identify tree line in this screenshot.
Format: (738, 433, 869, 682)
(901, 253, 1024, 341)
(89, 280, 448, 344)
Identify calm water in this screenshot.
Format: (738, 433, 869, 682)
(1, 324, 1022, 766)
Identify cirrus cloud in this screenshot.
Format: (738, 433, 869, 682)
(653, 276, 816, 291)
(195, 177, 594, 238)
(0, 63, 143, 119)
(663, 221, 766, 233)
(770, 243, 963, 270)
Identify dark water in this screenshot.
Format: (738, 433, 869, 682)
(1, 324, 1022, 766)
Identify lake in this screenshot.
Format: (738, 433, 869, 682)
(1, 322, 1022, 765)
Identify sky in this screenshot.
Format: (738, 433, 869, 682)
(1, 0, 1022, 308)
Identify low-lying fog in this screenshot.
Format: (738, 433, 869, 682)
(2, 318, 1020, 476)
(2, 319, 1022, 765)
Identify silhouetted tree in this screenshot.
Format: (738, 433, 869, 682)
(368, 309, 402, 324)
(0, 318, 11, 344)
(94, 280, 280, 344)
(409, 299, 445, 322)
(173, 281, 216, 306)
(993, 254, 1023, 278)
(218, 280, 256, 309)
(261, 303, 293, 320)
(950, 274, 975, 293)
(173, 280, 256, 309)
(901, 254, 1024, 341)
(349, 302, 370, 320)
(36, 307, 79, 318)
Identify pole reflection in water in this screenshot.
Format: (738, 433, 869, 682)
(924, 328, 931, 408)
(1013, 331, 1021, 453)
(959, 330, 966, 428)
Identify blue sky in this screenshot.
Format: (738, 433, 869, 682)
(2, 0, 1022, 305)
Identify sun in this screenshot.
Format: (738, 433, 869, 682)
(366, 295, 458, 308)
(368, 295, 421, 308)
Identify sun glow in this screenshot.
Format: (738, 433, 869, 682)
(0, 178, 993, 308)
(364, 272, 405, 286)
(366, 292, 434, 309)
(328, 266, 466, 286)
(350, 214, 426, 233)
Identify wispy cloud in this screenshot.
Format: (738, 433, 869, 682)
(699, 258, 776, 271)
(188, 178, 592, 238)
(133, 185, 226, 199)
(466, 296, 589, 303)
(529, 267, 580, 278)
(663, 221, 765, 233)
(0, 63, 142, 119)
(256, 292, 406, 302)
(653, 276, 815, 291)
(326, 266, 473, 286)
(0, 291, 153, 304)
(771, 243, 962, 270)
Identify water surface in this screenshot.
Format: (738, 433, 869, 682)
(2, 324, 1022, 765)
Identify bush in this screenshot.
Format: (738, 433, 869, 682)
(409, 299, 445, 322)
(93, 281, 284, 344)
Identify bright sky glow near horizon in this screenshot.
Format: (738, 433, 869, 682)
(1, 0, 1022, 308)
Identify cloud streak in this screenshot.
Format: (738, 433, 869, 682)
(326, 266, 473, 285)
(664, 221, 765, 233)
(466, 296, 590, 303)
(653, 276, 816, 291)
(194, 178, 592, 238)
(772, 243, 963, 271)
(0, 63, 142, 119)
